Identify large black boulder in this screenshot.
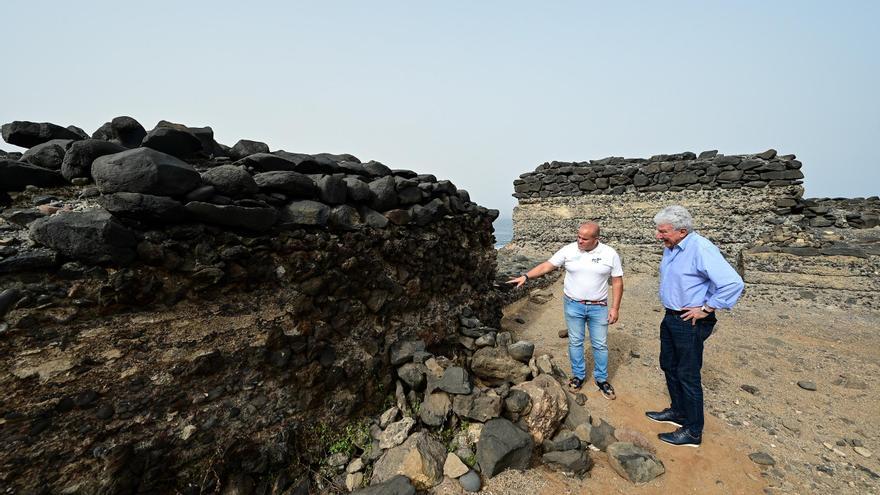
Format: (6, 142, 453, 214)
(141, 123, 203, 158)
(66, 125, 90, 140)
(0, 159, 66, 191)
(201, 165, 259, 197)
(21, 139, 72, 170)
(29, 209, 138, 264)
(236, 153, 298, 172)
(230, 139, 270, 160)
(368, 176, 398, 211)
(97, 193, 184, 222)
(61, 139, 127, 181)
(253, 171, 316, 197)
(358, 206, 389, 228)
(343, 177, 373, 203)
(92, 116, 147, 149)
(91, 148, 201, 196)
(477, 418, 534, 477)
(1, 121, 83, 148)
(184, 200, 277, 231)
(0, 248, 58, 274)
(0, 288, 22, 318)
(314, 152, 359, 163)
(317, 175, 346, 204)
(363, 160, 392, 177)
(186, 125, 226, 158)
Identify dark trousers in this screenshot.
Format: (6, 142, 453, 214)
(659, 311, 716, 436)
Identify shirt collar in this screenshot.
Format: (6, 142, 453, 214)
(672, 232, 695, 252)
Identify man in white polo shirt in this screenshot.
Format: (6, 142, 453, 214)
(507, 222, 624, 399)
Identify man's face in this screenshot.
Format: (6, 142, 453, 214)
(577, 228, 599, 251)
(655, 223, 688, 249)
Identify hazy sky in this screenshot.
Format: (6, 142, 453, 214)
(2, 1, 877, 219)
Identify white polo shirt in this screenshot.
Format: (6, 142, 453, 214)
(548, 241, 624, 301)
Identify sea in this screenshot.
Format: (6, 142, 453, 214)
(493, 215, 513, 249)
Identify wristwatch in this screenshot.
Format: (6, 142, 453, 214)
(700, 304, 714, 313)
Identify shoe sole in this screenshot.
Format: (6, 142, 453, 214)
(600, 391, 616, 400)
(659, 439, 700, 448)
(646, 416, 684, 427)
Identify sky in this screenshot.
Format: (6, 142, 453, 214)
(2, 1, 878, 220)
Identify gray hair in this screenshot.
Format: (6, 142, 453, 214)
(653, 205, 694, 231)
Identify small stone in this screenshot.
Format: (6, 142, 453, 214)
(749, 452, 776, 466)
(589, 419, 617, 451)
(797, 381, 817, 391)
(740, 384, 760, 395)
(347, 458, 364, 473)
(444, 453, 469, 478)
(854, 446, 872, 458)
(73, 390, 98, 408)
(514, 317, 525, 324)
(437, 366, 472, 395)
(95, 403, 114, 420)
(181, 425, 197, 441)
(327, 452, 349, 468)
(558, 328, 568, 338)
(345, 472, 364, 491)
(458, 470, 481, 492)
(507, 341, 535, 363)
(823, 442, 847, 457)
(379, 417, 416, 449)
(379, 406, 400, 428)
(816, 464, 834, 475)
(475, 333, 496, 348)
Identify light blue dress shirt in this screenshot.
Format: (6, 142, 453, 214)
(659, 232, 745, 310)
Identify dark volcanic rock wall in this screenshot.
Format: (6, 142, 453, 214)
(0, 118, 499, 493)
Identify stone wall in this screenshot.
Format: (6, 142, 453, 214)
(508, 186, 803, 273)
(508, 150, 806, 272)
(798, 197, 880, 229)
(512, 149, 804, 199)
(741, 225, 880, 307)
(0, 118, 500, 493)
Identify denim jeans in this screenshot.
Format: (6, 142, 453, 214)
(659, 311, 716, 436)
(563, 295, 609, 382)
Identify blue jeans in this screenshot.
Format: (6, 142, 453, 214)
(659, 311, 716, 436)
(563, 295, 609, 382)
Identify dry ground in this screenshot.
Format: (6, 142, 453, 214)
(482, 273, 879, 495)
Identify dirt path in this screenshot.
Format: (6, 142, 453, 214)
(482, 273, 880, 495)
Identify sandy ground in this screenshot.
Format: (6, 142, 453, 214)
(482, 273, 879, 495)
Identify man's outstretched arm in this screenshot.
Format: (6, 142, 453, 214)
(506, 261, 558, 288)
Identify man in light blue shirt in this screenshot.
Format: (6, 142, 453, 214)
(646, 205, 744, 447)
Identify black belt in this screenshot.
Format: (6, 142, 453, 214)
(665, 308, 717, 320)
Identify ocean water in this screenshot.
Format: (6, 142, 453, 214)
(493, 216, 513, 249)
